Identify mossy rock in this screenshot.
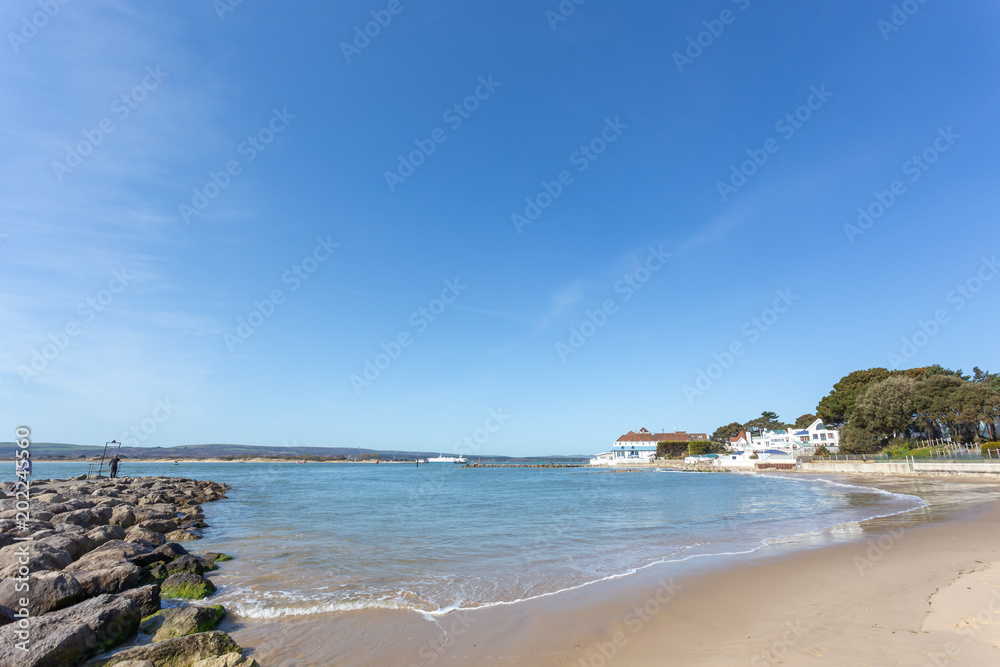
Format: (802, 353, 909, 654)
(141, 605, 226, 642)
(203, 552, 233, 563)
(160, 573, 217, 600)
(139, 562, 169, 586)
(200, 553, 232, 571)
(196, 606, 225, 633)
(96, 630, 241, 667)
(192, 653, 259, 667)
(140, 610, 167, 636)
(165, 529, 201, 542)
(165, 555, 206, 577)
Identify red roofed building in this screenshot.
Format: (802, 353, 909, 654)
(591, 427, 709, 465)
(729, 431, 752, 449)
(616, 427, 708, 444)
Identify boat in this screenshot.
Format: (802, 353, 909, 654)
(425, 454, 468, 464)
(296, 460, 307, 464)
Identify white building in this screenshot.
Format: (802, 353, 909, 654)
(714, 449, 798, 469)
(729, 420, 840, 455)
(590, 427, 709, 466)
(590, 444, 658, 465)
(759, 419, 840, 453)
(728, 431, 752, 451)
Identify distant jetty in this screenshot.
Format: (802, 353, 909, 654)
(462, 463, 583, 468)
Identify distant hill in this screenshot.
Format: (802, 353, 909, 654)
(0, 442, 590, 462)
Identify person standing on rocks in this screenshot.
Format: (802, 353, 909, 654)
(109, 454, 120, 479)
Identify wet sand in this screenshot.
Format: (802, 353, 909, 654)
(223, 474, 1000, 666)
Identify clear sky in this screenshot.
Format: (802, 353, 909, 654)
(2, 0, 998, 455)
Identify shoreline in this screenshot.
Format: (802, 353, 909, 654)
(222, 472, 1000, 666)
(441, 474, 1000, 666)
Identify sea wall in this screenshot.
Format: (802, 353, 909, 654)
(800, 460, 1000, 475)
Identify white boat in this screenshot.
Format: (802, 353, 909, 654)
(425, 455, 468, 464)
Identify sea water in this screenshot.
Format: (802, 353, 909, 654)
(29, 462, 925, 620)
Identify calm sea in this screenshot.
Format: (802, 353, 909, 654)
(29, 462, 924, 620)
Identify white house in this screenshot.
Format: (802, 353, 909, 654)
(758, 419, 840, 453)
(589, 444, 658, 465)
(728, 431, 753, 451)
(730, 420, 840, 455)
(794, 419, 841, 451)
(590, 427, 709, 466)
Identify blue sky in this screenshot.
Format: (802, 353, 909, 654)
(2, 0, 998, 455)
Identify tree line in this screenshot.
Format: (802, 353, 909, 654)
(708, 365, 1000, 455)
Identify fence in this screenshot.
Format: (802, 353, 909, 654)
(816, 441, 997, 462)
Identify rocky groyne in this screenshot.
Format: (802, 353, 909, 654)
(0, 475, 256, 667)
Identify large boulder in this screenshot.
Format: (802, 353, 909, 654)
(87, 525, 127, 549)
(165, 556, 206, 577)
(202, 553, 225, 568)
(97, 631, 242, 667)
(38, 532, 96, 560)
(192, 653, 258, 667)
(138, 494, 173, 506)
(37, 501, 92, 517)
(142, 562, 169, 585)
(160, 573, 216, 600)
(124, 526, 166, 548)
(94, 498, 129, 509)
(152, 543, 188, 562)
(74, 563, 141, 596)
(0, 570, 83, 615)
(51, 507, 113, 528)
(130, 506, 176, 523)
(0, 508, 56, 522)
(139, 518, 179, 534)
(140, 605, 225, 642)
(0, 593, 140, 667)
(65, 541, 163, 572)
(0, 540, 73, 577)
(117, 585, 160, 618)
(109, 508, 137, 529)
(4, 519, 53, 539)
(165, 530, 200, 542)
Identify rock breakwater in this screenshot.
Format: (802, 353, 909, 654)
(0, 475, 257, 667)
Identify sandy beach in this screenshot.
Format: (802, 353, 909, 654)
(225, 473, 1000, 666)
